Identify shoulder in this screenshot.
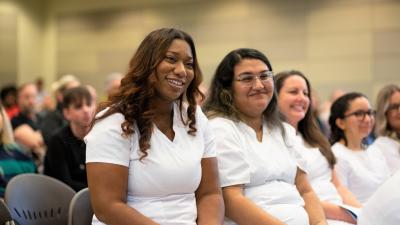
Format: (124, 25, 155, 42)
(208, 116, 237, 130)
(94, 109, 125, 128)
(85, 109, 128, 143)
(374, 136, 398, 146)
(331, 142, 352, 158)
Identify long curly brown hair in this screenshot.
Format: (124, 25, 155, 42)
(94, 28, 203, 160)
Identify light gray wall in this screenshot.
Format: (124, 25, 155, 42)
(1, 0, 399, 105)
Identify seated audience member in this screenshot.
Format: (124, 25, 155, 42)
(319, 89, 347, 136)
(44, 86, 95, 191)
(85, 28, 223, 225)
(203, 48, 327, 225)
(358, 169, 400, 225)
(329, 92, 390, 203)
(86, 85, 98, 106)
(103, 72, 122, 100)
(11, 83, 45, 161)
(0, 104, 36, 197)
(39, 75, 80, 146)
(370, 84, 400, 174)
(0, 85, 19, 120)
(275, 70, 360, 224)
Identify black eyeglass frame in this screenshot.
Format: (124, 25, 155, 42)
(343, 109, 376, 121)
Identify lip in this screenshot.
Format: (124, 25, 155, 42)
(290, 104, 306, 112)
(249, 91, 268, 97)
(166, 78, 185, 88)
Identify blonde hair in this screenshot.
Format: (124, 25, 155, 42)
(375, 84, 400, 137)
(0, 105, 15, 146)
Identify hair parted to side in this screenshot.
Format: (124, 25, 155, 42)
(329, 92, 366, 146)
(275, 70, 336, 168)
(203, 48, 283, 133)
(63, 86, 93, 109)
(94, 28, 203, 160)
(375, 84, 400, 137)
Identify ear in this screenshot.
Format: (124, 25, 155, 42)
(63, 108, 71, 121)
(335, 118, 346, 130)
(148, 72, 157, 83)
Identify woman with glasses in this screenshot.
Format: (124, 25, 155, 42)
(275, 70, 360, 224)
(369, 84, 400, 175)
(203, 48, 327, 225)
(329, 92, 390, 204)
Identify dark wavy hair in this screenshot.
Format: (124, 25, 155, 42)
(203, 48, 283, 133)
(94, 28, 203, 160)
(275, 70, 336, 168)
(329, 92, 366, 146)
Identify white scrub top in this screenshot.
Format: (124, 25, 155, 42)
(296, 135, 342, 204)
(369, 136, 400, 175)
(296, 136, 355, 225)
(332, 142, 390, 203)
(85, 103, 216, 225)
(210, 117, 309, 225)
(358, 170, 400, 225)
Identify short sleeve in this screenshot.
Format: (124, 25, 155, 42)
(282, 123, 309, 173)
(84, 112, 132, 167)
(196, 106, 216, 158)
(209, 118, 250, 187)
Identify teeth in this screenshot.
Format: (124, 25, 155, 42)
(168, 79, 184, 86)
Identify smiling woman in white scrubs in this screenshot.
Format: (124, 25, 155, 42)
(203, 48, 327, 225)
(371, 84, 400, 175)
(275, 70, 361, 224)
(329, 93, 390, 204)
(85, 28, 224, 225)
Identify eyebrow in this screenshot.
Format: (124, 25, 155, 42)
(166, 51, 193, 60)
(238, 70, 268, 76)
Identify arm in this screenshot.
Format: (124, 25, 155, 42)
(195, 157, 224, 225)
(320, 202, 356, 224)
(87, 163, 160, 225)
(295, 169, 327, 225)
(223, 185, 286, 225)
(331, 169, 361, 207)
(13, 124, 45, 158)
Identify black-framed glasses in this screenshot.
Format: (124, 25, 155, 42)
(387, 103, 400, 112)
(235, 71, 274, 86)
(344, 109, 376, 121)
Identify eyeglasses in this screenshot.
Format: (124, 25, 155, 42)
(235, 71, 273, 86)
(387, 103, 400, 112)
(344, 109, 376, 121)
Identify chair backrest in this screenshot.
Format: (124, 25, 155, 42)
(0, 199, 15, 225)
(4, 174, 76, 225)
(68, 188, 93, 225)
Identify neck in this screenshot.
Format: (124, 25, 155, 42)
(70, 123, 89, 139)
(151, 99, 174, 130)
(287, 118, 298, 131)
(395, 130, 400, 139)
(341, 134, 364, 151)
(22, 110, 35, 119)
(241, 115, 263, 134)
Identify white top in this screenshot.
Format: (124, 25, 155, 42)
(358, 170, 400, 225)
(369, 136, 400, 175)
(85, 103, 216, 225)
(295, 135, 342, 204)
(210, 117, 309, 225)
(332, 142, 390, 203)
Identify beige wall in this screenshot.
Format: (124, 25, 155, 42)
(1, 0, 399, 104)
(0, 0, 46, 88)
